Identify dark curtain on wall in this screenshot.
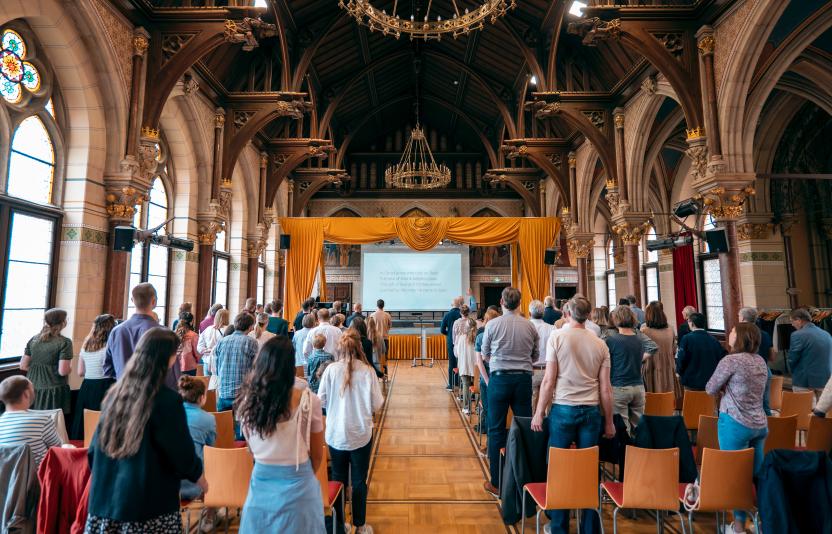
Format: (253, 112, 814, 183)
(672, 236, 697, 327)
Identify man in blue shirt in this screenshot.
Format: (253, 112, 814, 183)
(440, 297, 463, 390)
(542, 296, 562, 325)
(627, 294, 645, 326)
(788, 308, 832, 401)
(214, 312, 257, 439)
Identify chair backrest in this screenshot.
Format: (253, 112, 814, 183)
(695, 415, 720, 465)
(210, 411, 235, 448)
(682, 390, 715, 430)
(805, 415, 832, 453)
(621, 446, 680, 511)
(545, 446, 600, 510)
(781, 391, 814, 431)
(83, 409, 101, 448)
(192, 375, 210, 389)
(203, 389, 217, 413)
(196, 364, 205, 377)
(644, 392, 675, 417)
(764, 415, 797, 453)
(202, 446, 253, 508)
(769, 375, 784, 411)
(698, 448, 755, 511)
(316, 416, 332, 514)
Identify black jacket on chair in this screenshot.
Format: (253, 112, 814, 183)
(500, 416, 549, 525)
(632, 415, 698, 483)
(758, 449, 832, 534)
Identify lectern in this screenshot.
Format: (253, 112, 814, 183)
(412, 321, 434, 368)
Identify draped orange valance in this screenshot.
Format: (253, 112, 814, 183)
(278, 217, 559, 318)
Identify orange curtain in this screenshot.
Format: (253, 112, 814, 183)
(279, 217, 559, 318)
(386, 334, 448, 360)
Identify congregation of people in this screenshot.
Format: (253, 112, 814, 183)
(2, 280, 832, 534)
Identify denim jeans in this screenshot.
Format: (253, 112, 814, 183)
(546, 404, 603, 534)
(763, 367, 772, 416)
(717, 412, 768, 524)
(330, 438, 373, 528)
(486, 372, 532, 486)
(217, 397, 242, 441)
(479, 375, 489, 434)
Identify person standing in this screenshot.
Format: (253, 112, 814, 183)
(171, 302, 192, 331)
(331, 300, 343, 318)
(103, 284, 163, 381)
(346, 303, 363, 328)
(71, 314, 117, 439)
(293, 298, 315, 332)
(237, 337, 325, 533)
(676, 312, 726, 390)
(543, 296, 562, 326)
(788, 308, 832, 401)
(480, 287, 538, 496)
(306, 334, 334, 395)
(640, 302, 679, 395)
(677, 305, 697, 344)
(369, 299, 392, 358)
(265, 300, 289, 336)
(627, 295, 645, 325)
(475, 308, 501, 437)
(242, 298, 257, 316)
(0, 376, 64, 467)
(529, 300, 555, 407)
(440, 297, 463, 391)
(706, 323, 768, 534)
(467, 288, 478, 314)
(19, 308, 73, 413)
(85, 328, 206, 533)
(456, 317, 478, 414)
(175, 311, 201, 377)
(590, 307, 614, 339)
(318, 332, 384, 534)
(199, 303, 223, 333)
(350, 316, 383, 378)
(739, 307, 775, 415)
(213, 313, 258, 439)
(303, 308, 343, 358)
(293, 313, 316, 376)
(250, 312, 277, 353)
(198, 309, 229, 391)
(532, 296, 615, 534)
(452, 305, 472, 349)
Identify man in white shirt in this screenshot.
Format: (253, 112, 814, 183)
(529, 300, 555, 408)
(303, 308, 343, 357)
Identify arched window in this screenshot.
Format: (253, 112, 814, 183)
(127, 141, 172, 324)
(0, 25, 60, 362)
(642, 227, 660, 304)
(606, 239, 616, 307)
(212, 229, 229, 306)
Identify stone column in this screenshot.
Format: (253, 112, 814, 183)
(696, 28, 721, 161)
(246, 238, 263, 300)
(125, 30, 149, 163)
(567, 235, 594, 297)
(720, 218, 741, 333)
(781, 218, 799, 309)
(613, 109, 628, 204)
(611, 218, 650, 307)
(195, 219, 223, 320)
(102, 187, 147, 317)
(568, 151, 578, 221)
(211, 109, 225, 201)
(258, 152, 268, 224)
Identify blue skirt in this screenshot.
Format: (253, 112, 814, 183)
(239, 461, 325, 534)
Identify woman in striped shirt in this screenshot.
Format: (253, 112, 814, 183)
(70, 314, 116, 440)
(0, 376, 63, 466)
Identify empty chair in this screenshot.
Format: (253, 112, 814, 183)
(695, 415, 720, 465)
(210, 411, 235, 448)
(316, 437, 344, 534)
(780, 391, 814, 432)
(680, 448, 758, 534)
(682, 390, 715, 431)
(764, 415, 797, 454)
(83, 409, 101, 448)
(644, 392, 676, 417)
(521, 446, 604, 534)
(192, 375, 211, 390)
(204, 389, 217, 413)
(804, 415, 832, 453)
(202, 446, 253, 529)
(601, 446, 686, 534)
(769, 375, 784, 412)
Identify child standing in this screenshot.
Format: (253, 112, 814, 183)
(456, 317, 478, 414)
(306, 334, 334, 394)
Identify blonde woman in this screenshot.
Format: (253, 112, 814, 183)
(198, 308, 229, 390)
(456, 317, 479, 414)
(249, 312, 276, 353)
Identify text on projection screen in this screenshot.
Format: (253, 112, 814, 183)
(361, 251, 462, 311)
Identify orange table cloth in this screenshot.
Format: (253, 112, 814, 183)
(387, 334, 447, 360)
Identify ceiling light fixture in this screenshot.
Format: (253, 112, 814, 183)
(339, 0, 516, 41)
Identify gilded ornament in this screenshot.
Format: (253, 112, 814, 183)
(140, 126, 160, 139)
(612, 221, 651, 246)
(614, 113, 625, 129)
(567, 239, 594, 259)
(697, 35, 715, 55)
(214, 108, 226, 129)
(568, 152, 577, 169)
(685, 127, 705, 140)
(106, 186, 147, 222)
(737, 223, 773, 240)
(132, 34, 148, 56)
(696, 186, 756, 220)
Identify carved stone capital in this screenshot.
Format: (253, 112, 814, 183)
(614, 111, 625, 130)
(612, 220, 651, 246)
(182, 73, 199, 96)
(641, 75, 657, 95)
(214, 108, 226, 129)
(685, 139, 709, 183)
(260, 152, 268, 169)
(568, 151, 577, 169)
(106, 186, 148, 223)
(197, 219, 224, 246)
(567, 238, 594, 259)
(132, 32, 149, 57)
(737, 222, 774, 240)
(695, 186, 756, 220)
(560, 207, 574, 234)
(137, 138, 160, 184)
(247, 235, 268, 258)
(697, 34, 715, 56)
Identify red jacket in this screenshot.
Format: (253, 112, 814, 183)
(37, 447, 90, 534)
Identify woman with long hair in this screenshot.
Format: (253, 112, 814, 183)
(457, 317, 478, 414)
(70, 314, 116, 439)
(366, 315, 387, 376)
(475, 308, 501, 437)
(249, 312, 276, 353)
(198, 308, 229, 390)
(176, 311, 201, 377)
(237, 336, 325, 532)
(591, 307, 614, 339)
(640, 301, 680, 395)
(318, 331, 384, 534)
(85, 327, 206, 533)
(350, 316, 383, 378)
(20, 308, 72, 412)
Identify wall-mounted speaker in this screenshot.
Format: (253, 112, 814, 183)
(704, 228, 729, 253)
(544, 248, 557, 265)
(112, 226, 136, 252)
(279, 234, 291, 250)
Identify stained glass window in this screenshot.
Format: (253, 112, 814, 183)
(702, 257, 724, 331)
(1, 29, 41, 104)
(7, 116, 55, 204)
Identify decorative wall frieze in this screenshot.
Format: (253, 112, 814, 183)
(172, 250, 200, 263)
(651, 32, 685, 59)
(90, 0, 135, 93)
(737, 222, 774, 240)
(61, 225, 109, 248)
(739, 251, 785, 263)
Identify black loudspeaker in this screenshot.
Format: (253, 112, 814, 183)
(704, 228, 729, 253)
(544, 248, 557, 265)
(279, 234, 291, 250)
(112, 226, 136, 252)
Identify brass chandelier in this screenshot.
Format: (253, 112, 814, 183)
(338, 0, 516, 41)
(385, 125, 451, 189)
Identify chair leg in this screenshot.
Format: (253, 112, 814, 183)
(752, 511, 760, 534)
(612, 506, 620, 534)
(536, 509, 542, 534)
(521, 492, 526, 533)
(672, 510, 687, 534)
(598, 505, 606, 534)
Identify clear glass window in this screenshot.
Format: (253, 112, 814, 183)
(702, 257, 724, 331)
(7, 116, 55, 204)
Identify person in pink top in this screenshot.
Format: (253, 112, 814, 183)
(176, 312, 201, 376)
(199, 304, 223, 333)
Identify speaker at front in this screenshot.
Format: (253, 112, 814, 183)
(544, 248, 557, 265)
(279, 234, 291, 250)
(704, 229, 729, 253)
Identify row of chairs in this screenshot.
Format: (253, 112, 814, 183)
(520, 445, 760, 534)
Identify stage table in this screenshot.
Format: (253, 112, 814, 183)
(387, 334, 447, 360)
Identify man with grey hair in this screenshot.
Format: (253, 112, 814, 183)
(480, 287, 538, 496)
(678, 305, 697, 343)
(543, 296, 562, 325)
(441, 296, 464, 390)
(529, 300, 555, 407)
(739, 307, 774, 415)
(345, 302, 362, 328)
(788, 308, 832, 402)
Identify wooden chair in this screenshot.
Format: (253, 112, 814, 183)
(196, 364, 205, 377)
(210, 411, 235, 449)
(780, 391, 814, 433)
(316, 431, 344, 534)
(498, 408, 514, 492)
(769, 375, 784, 412)
(679, 448, 758, 534)
(681, 390, 715, 431)
(694, 415, 720, 466)
(644, 392, 676, 417)
(83, 409, 101, 448)
(601, 446, 687, 534)
(202, 446, 253, 530)
(521, 446, 604, 534)
(764, 415, 797, 454)
(192, 375, 211, 390)
(805, 415, 832, 453)
(204, 389, 217, 413)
